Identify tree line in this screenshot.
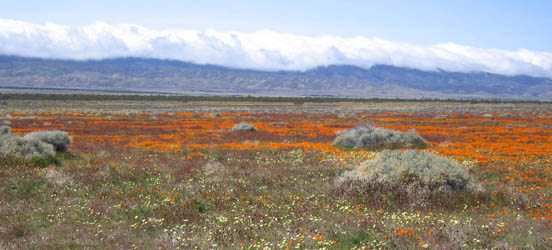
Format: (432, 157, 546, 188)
(0, 93, 549, 104)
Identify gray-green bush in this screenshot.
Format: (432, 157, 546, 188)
(0, 125, 10, 136)
(0, 127, 71, 163)
(231, 121, 258, 132)
(336, 150, 479, 194)
(0, 133, 55, 159)
(334, 125, 427, 150)
(24, 130, 71, 152)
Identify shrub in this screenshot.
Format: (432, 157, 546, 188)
(337, 150, 479, 194)
(334, 125, 427, 150)
(231, 121, 258, 132)
(0, 125, 10, 136)
(0, 133, 55, 159)
(23, 130, 71, 152)
(0, 127, 71, 166)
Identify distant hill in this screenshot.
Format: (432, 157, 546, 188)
(1, 55, 551, 100)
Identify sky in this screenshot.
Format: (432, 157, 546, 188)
(1, 0, 552, 77)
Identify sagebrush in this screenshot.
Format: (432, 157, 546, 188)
(0, 125, 10, 136)
(231, 121, 258, 132)
(24, 130, 72, 152)
(0, 133, 55, 159)
(0, 127, 71, 162)
(336, 150, 480, 195)
(334, 125, 427, 149)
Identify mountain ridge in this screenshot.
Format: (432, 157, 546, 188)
(1, 55, 551, 100)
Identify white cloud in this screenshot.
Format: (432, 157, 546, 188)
(1, 18, 551, 77)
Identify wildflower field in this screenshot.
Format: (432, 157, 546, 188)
(1, 99, 551, 249)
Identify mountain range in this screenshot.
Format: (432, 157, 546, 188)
(1, 55, 551, 100)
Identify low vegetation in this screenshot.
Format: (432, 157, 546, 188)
(338, 150, 478, 193)
(23, 130, 71, 152)
(336, 150, 486, 208)
(0, 126, 71, 167)
(2, 93, 549, 104)
(334, 125, 428, 150)
(231, 121, 258, 132)
(1, 99, 551, 249)
(0, 125, 10, 136)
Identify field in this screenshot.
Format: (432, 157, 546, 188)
(1, 99, 551, 249)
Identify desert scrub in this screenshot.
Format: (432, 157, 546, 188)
(336, 150, 481, 207)
(0, 125, 10, 136)
(23, 130, 71, 152)
(0, 133, 55, 159)
(0, 127, 71, 166)
(337, 150, 478, 192)
(231, 121, 258, 132)
(334, 125, 427, 150)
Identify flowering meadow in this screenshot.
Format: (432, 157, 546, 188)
(1, 99, 551, 249)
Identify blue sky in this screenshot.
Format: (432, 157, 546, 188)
(2, 0, 551, 51)
(1, 1, 551, 76)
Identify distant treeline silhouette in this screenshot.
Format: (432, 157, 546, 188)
(1, 93, 549, 104)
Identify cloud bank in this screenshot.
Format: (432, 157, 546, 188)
(1, 18, 552, 77)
